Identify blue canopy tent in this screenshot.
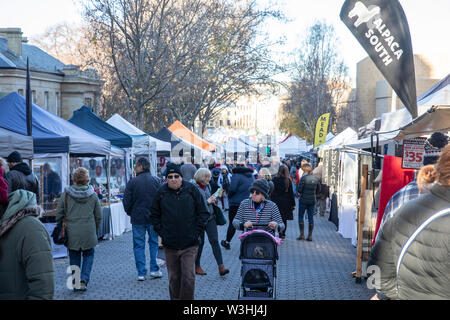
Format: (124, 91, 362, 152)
(0, 92, 111, 155)
(69, 106, 133, 149)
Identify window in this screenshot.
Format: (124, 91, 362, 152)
(32, 90, 36, 103)
(219, 120, 223, 126)
(227, 120, 231, 126)
(44, 91, 49, 110)
(84, 97, 92, 106)
(18, 89, 24, 96)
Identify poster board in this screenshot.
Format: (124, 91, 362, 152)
(402, 137, 426, 169)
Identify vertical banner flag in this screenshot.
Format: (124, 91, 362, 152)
(26, 58, 32, 136)
(314, 113, 330, 147)
(340, 0, 418, 118)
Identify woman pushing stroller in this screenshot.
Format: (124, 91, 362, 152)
(233, 179, 285, 235)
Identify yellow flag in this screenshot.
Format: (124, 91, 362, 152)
(314, 113, 330, 147)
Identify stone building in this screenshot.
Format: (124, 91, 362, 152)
(353, 53, 450, 128)
(0, 28, 103, 119)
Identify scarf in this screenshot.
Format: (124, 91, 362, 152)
(250, 200, 266, 224)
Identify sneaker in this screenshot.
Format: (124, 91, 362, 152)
(220, 240, 230, 250)
(150, 270, 163, 279)
(137, 275, 146, 281)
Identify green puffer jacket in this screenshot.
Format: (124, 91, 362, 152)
(0, 190, 54, 300)
(55, 185, 102, 251)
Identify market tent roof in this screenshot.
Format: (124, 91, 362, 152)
(168, 120, 216, 151)
(320, 127, 358, 148)
(395, 105, 450, 140)
(151, 127, 211, 158)
(0, 126, 34, 159)
(0, 93, 111, 155)
(69, 106, 132, 148)
(278, 135, 310, 157)
(223, 138, 257, 153)
(106, 113, 171, 151)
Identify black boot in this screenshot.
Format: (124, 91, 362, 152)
(296, 223, 305, 240)
(307, 223, 314, 241)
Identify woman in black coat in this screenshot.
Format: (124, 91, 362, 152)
(271, 165, 295, 239)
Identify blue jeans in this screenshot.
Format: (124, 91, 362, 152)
(132, 224, 160, 276)
(298, 202, 315, 224)
(69, 248, 95, 284)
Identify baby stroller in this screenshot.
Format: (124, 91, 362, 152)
(238, 224, 279, 300)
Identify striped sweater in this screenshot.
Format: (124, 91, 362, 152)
(233, 198, 285, 234)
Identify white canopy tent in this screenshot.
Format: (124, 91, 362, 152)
(223, 138, 257, 153)
(320, 127, 358, 149)
(278, 135, 311, 158)
(106, 114, 171, 152)
(0, 127, 34, 159)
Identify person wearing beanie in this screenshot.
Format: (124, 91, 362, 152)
(423, 132, 449, 165)
(5, 151, 40, 204)
(150, 162, 209, 300)
(232, 178, 285, 236)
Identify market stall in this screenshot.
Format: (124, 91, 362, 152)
(0, 92, 112, 257)
(69, 106, 134, 237)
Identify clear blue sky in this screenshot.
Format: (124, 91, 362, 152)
(1, 0, 449, 83)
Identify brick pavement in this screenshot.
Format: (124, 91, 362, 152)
(53, 200, 376, 300)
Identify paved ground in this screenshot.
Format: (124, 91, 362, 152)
(53, 200, 375, 300)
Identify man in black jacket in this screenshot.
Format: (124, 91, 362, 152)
(6, 151, 40, 204)
(123, 157, 162, 281)
(150, 163, 209, 300)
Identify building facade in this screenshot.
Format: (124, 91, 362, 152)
(0, 28, 103, 119)
(354, 53, 450, 128)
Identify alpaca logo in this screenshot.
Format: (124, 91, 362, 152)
(348, 1, 381, 27)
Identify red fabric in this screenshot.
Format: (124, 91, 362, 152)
(0, 166, 8, 205)
(197, 183, 206, 191)
(372, 155, 415, 246)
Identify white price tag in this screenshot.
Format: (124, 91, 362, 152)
(402, 138, 426, 169)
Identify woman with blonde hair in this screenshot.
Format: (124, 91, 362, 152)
(55, 167, 102, 292)
(191, 168, 229, 276)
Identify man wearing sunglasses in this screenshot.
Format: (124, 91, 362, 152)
(150, 163, 209, 300)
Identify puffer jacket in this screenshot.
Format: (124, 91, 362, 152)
(0, 190, 54, 299)
(55, 185, 102, 251)
(228, 167, 254, 207)
(150, 180, 210, 250)
(368, 184, 450, 300)
(298, 174, 321, 205)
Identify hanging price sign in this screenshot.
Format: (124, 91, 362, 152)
(402, 137, 426, 169)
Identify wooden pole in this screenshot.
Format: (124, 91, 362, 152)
(355, 164, 368, 283)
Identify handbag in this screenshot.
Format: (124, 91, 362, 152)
(213, 204, 227, 226)
(52, 193, 68, 245)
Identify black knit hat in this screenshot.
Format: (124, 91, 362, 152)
(249, 179, 270, 199)
(166, 163, 182, 177)
(423, 132, 449, 165)
(7, 151, 22, 163)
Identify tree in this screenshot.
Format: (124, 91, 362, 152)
(80, 0, 283, 132)
(279, 21, 350, 142)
